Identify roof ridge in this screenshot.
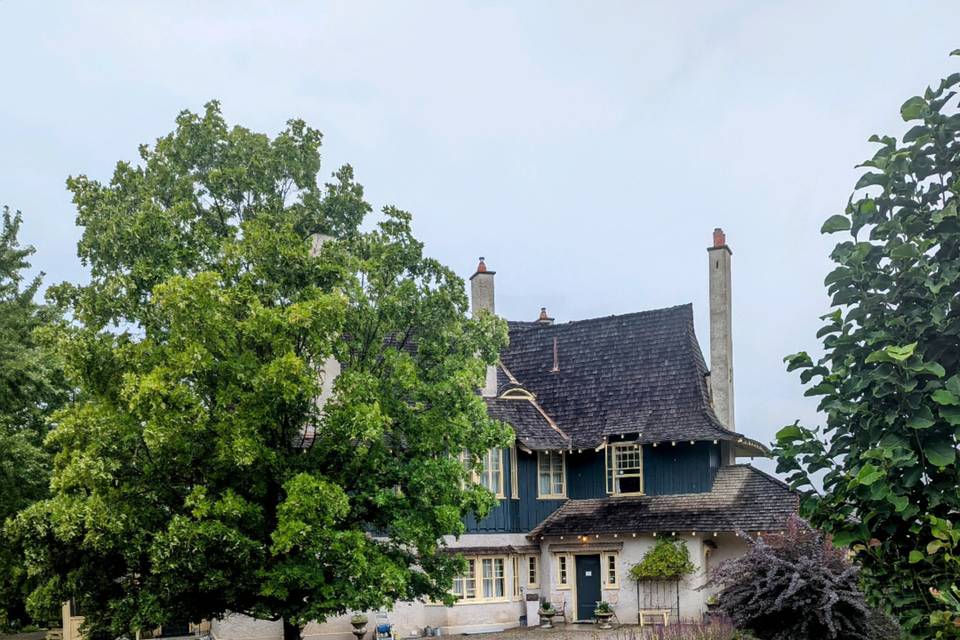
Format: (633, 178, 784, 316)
(728, 464, 794, 492)
(507, 303, 693, 329)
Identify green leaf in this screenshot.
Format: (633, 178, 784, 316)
(928, 539, 944, 555)
(900, 96, 928, 121)
(944, 375, 960, 395)
(907, 405, 936, 430)
(855, 463, 884, 486)
(924, 439, 957, 467)
(939, 405, 960, 426)
(776, 425, 803, 442)
(821, 215, 851, 234)
(931, 389, 960, 405)
(889, 243, 920, 260)
(908, 549, 924, 564)
(888, 494, 909, 512)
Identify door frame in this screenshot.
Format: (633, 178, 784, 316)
(574, 554, 602, 622)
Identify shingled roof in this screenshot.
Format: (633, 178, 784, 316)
(527, 465, 797, 538)
(498, 304, 763, 451)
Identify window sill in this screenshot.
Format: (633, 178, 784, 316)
(537, 494, 567, 500)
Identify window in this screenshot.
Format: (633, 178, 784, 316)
(527, 555, 539, 587)
(453, 559, 477, 600)
(512, 556, 520, 597)
(482, 558, 505, 599)
(460, 449, 505, 497)
(605, 443, 643, 495)
(510, 446, 519, 499)
(603, 553, 618, 588)
(557, 555, 570, 588)
(537, 450, 566, 498)
(452, 557, 509, 603)
(480, 449, 504, 497)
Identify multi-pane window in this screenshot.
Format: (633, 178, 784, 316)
(481, 558, 505, 599)
(453, 559, 477, 600)
(527, 555, 539, 587)
(479, 449, 504, 497)
(605, 443, 643, 495)
(604, 553, 618, 587)
(512, 557, 520, 597)
(461, 449, 505, 497)
(557, 555, 569, 587)
(537, 451, 566, 498)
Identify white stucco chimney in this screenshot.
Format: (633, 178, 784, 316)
(707, 228, 734, 431)
(470, 257, 498, 398)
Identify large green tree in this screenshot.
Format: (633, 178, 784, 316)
(14, 102, 509, 640)
(774, 52, 960, 637)
(0, 207, 68, 631)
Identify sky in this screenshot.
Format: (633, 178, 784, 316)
(1, 1, 958, 477)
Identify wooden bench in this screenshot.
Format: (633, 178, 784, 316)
(638, 609, 671, 627)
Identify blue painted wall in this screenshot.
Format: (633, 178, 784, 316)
(464, 442, 722, 532)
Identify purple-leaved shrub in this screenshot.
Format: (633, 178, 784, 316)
(705, 515, 899, 640)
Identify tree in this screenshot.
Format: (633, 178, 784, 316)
(13, 102, 509, 640)
(706, 516, 898, 640)
(774, 51, 960, 636)
(0, 207, 68, 630)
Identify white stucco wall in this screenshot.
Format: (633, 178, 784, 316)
(210, 533, 754, 639)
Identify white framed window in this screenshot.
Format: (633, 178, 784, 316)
(481, 557, 506, 599)
(453, 558, 477, 600)
(512, 556, 520, 597)
(603, 553, 618, 588)
(460, 449, 505, 498)
(527, 555, 539, 588)
(452, 556, 508, 604)
(556, 554, 570, 589)
(537, 450, 566, 498)
(480, 449, 504, 497)
(605, 443, 643, 495)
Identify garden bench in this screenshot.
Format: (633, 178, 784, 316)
(638, 608, 671, 627)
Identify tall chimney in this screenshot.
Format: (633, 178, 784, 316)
(707, 228, 734, 431)
(470, 257, 498, 397)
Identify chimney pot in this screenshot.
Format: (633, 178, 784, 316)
(536, 307, 554, 324)
(713, 228, 726, 248)
(476, 257, 487, 273)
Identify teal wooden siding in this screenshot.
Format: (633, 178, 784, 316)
(644, 441, 719, 495)
(463, 441, 722, 532)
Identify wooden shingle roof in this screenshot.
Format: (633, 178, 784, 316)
(527, 465, 798, 538)
(500, 304, 760, 450)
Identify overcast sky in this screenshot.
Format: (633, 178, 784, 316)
(2, 1, 958, 476)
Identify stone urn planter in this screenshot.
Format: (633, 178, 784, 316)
(538, 606, 557, 629)
(595, 611, 614, 629)
(594, 602, 614, 629)
(349, 614, 368, 640)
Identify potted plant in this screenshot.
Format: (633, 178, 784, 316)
(705, 595, 719, 611)
(349, 613, 368, 639)
(538, 599, 557, 629)
(594, 601, 614, 629)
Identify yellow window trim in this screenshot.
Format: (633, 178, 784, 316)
(605, 442, 644, 496)
(526, 555, 540, 588)
(450, 555, 510, 604)
(602, 552, 619, 589)
(537, 450, 567, 499)
(555, 553, 571, 590)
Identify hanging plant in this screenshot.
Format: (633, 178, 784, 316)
(629, 538, 695, 581)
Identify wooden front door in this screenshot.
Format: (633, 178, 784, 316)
(575, 554, 602, 621)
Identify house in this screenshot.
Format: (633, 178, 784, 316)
(65, 229, 796, 640)
(208, 228, 796, 640)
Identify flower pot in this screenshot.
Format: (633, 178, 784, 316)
(538, 610, 557, 629)
(595, 611, 614, 629)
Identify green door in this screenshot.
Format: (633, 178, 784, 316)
(575, 554, 602, 621)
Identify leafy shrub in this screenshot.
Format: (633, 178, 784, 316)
(705, 515, 899, 640)
(930, 585, 960, 638)
(629, 538, 695, 581)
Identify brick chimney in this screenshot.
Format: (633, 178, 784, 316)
(707, 228, 734, 431)
(470, 257, 498, 397)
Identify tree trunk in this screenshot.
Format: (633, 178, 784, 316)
(282, 618, 303, 640)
